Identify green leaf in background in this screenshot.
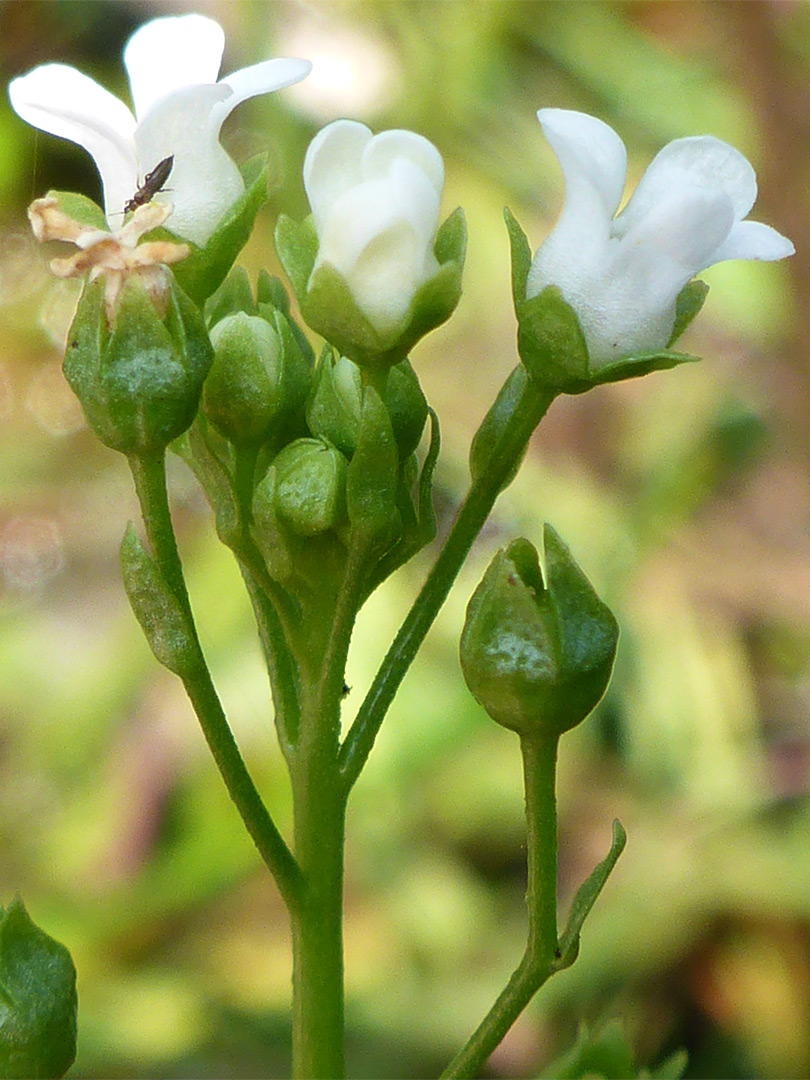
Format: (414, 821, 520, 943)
(0, 898, 77, 1079)
(537, 1017, 687, 1080)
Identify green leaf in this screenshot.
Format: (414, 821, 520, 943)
(518, 285, 590, 389)
(204, 266, 257, 326)
(158, 155, 270, 305)
(504, 207, 532, 309)
(0, 898, 77, 1079)
(120, 523, 196, 676)
(556, 819, 627, 970)
(668, 279, 709, 347)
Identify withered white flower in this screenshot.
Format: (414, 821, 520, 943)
(303, 119, 444, 334)
(527, 109, 795, 366)
(29, 197, 190, 318)
(10, 14, 311, 247)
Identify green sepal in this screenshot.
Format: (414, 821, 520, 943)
(120, 523, 196, 677)
(363, 406, 440, 596)
(505, 207, 704, 391)
(45, 189, 108, 230)
(538, 1016, 686, 1080)
(668, 279, 709, 347)
(173, 417, 240, 549)
(0, 897, 77, 1079)
(588, 348, 701, 388)
(554, 819, 627, 972)
(150, 155, 270, 305)
(346, 386, 401, 553)
(385, 359, 428, 458)
(274, 213, 319, 301)
(518, 285, 590, 390)
(469, 364, 530, 488)
(504, 205, 532, 311)
(64, 275, 213, 457)
(204, 266, 257, 326)
(277, 208, 466, 371)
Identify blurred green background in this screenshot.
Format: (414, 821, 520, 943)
(0, 1, 808, 1076)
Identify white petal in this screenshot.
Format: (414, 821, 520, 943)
(9, 63, 137, 219)
(619, 136, 757, 233)
(538, 109, 627, 229)
(124, 14, 225, 120)
(214, 58, 313, 127)
(583, 190, 735, 363)
(304, 120, 371, 233)
(134, 85, 243, 246)
(361, 129, 444, 195)
(316, 158, 440, 332)
(705, 219, 795, 265)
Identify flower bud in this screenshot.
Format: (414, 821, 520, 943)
(64, 273, 213, 456)
(202, 310, 310, 447)
(460, 528, 618, 739)
(276, 121, 466, 370)
(271, 438, 348, 537)
(251, 439, 349, 590)
(306, 350, 363, 457)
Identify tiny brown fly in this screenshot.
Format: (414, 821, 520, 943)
(123, 155, 174, 215)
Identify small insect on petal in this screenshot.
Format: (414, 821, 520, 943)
(123, 155, 174, 215)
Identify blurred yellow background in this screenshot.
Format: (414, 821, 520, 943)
(0, 2, 808, 1077)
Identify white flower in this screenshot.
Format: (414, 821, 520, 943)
(9, 14, 311, 247)
(303, 119, 444, 334)
(527, 109, 794, 366)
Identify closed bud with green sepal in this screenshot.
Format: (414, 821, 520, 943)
(202, 309, 311, 448)
(460, 527, 619, 738)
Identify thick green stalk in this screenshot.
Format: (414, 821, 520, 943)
(441, 734, 560, 1079)
(289, 546, 367, 1079)
(339, 379, 556, 791)
(128, 452, 304, 912)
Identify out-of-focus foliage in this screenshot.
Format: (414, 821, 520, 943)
(0, 2, 808, 1077)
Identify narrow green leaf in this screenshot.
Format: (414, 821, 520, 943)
(556, 819, 627, 970)
(120, 523, 197, 676)
(0, 898, 77, 1079)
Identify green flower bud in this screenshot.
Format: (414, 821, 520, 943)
(202, 310, 311, 447)
(460, 527, 618, 738)
(64, 274, 213, 456)
(306, 350, 363, 457)
(271, 438, 348, 536)
(251, 439, 349, 591)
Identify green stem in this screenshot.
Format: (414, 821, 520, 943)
(128, 452, 304, 913)
(289, 545, 367, 1079)
(339, 380, 556, 791)
(441, 734, 559, 1079)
